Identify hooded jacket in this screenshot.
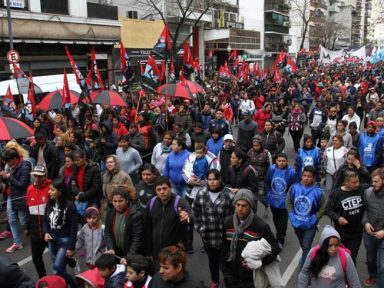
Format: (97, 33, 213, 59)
(76, 224, 106, 265)
(254, 102, 272, 133)
(247, 141, 271, 182)
(0, 255, 34, 288)
(73, 161, 102, 206)
(237, 118, 258, 153)
(105, 264, 127, 288)
(99, 120, 119, 158)
(261, 128, 285, 158)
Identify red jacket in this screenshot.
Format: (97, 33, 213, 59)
(254, 109, 271, 133)
(113, 122, 129, 140)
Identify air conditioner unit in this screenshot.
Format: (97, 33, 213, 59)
(126, 11, 138, 19)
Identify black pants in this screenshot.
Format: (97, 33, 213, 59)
(290, 129, 304, 152)
(270, 206, 288, 245)
(31, 238, 47, 278)
(340, 232, 362, 265)
(185, 196, 194, 251)
(204, 244, 221, 284)
(311, 128, 322, 147)
(224, 274, 254, 288)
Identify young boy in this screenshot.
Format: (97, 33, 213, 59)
(124, 254, 152, 288)
(95, 254, 126, 288)
(76, 207, 106, 269)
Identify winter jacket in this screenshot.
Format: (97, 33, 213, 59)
(98, 120, 119, 159)
(0, 255, 34, 288)
(332, 163, 371, 189)
(149, 272, 206, 288)
(209, 118, 232, 136)
(190, 130, 211, 149)
(226, 162, 258, 194)
(127, 132, 145, 153)
(145, 194, 193, 259)
(104, 205, 143, 257)
(200, 111, 214, 131)
(73, 162, 102, 206)
(261, 129, 285, 158)
(113, 122, 128, 140)
(237, 120, 258, 153)
(218, 145, 235, 184)
(135, 181, 156, 210)
(207, 137, 224, 156)
(31, 142, 58, 180)
(254, 104, 272, 133)
(362, 187, 384, 231)
(26, 178, 51, 240)
(105, 264, 126, 288)
(173, 111, 193, 132)
(76, 224, 106, 265)
(247, 148, 271, 182)
(116, 147, 143, 175)
(164, 150, 190, 185)
(151, 142, 171, 175)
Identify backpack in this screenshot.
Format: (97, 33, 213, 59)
(310, 244, 351, 287)
(149, 195, 181, 215)
(289, 112, 303, 131)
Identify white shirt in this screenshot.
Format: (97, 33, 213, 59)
(325, 146, 348, 175)
(342, 113, 361, 131)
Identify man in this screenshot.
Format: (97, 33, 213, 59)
(265, 153, 296, 249)
(237, 110, 258, 153)
(116, 135, 143, 184)
(342, 106, 361, 132)
(222, 189, 281, 288)
(190, 122, 211, 151)
(200, 103, 215, 131)
(309, 100, 328, 146)
(26, 164, 51, 278)
(368, 101, 384, 122)
(327, 171, 364, 264)
(218, 134, 235, 184)
(145, 176, 193, 260)
(358, 121, 383, 172)
(210, 108, 232, 136)
(31, 131, 58, 180)
(362, 168, 384, 287)
(173, 122, 192, 150)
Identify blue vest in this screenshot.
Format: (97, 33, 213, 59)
(358, 132, 382, 168)
(266, 164, 296, 209)
(296, 147, 321, 180)
(288, 183, 324, 229)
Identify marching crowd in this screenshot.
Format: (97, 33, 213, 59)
(1, 61, 384, 288)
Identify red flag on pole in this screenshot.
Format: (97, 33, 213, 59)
(147, 55, 160, 76)
(62, 69, 71, 106)
(228, 50, 238, 61)
(88, 47, 105, 91)
(140, 63, 144, 75)
(170, 58, 175, 82)
(159, 60, 166, 82)
(180, 67, 186, 86)
(65, 46, 84, 86)
(287, 56, 297, 73)
(27, 76, 36, 117)
(183, 40, 194, 67)
(152, 23, 172, 58)
(4, 84, 14, 102)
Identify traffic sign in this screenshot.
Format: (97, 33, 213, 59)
(7, 49, 20, 64)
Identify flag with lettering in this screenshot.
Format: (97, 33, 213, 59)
(152, 24, 172, 58)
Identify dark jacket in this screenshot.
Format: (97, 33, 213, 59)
(218, 145, 235, 184)
(237, 120, 258, 153)
(31, 142, 58, 180)
(149, 272, 206, 288)
(261, 129, 285, 158)
(222, 214, 280, 283)
(0, 255, 34, 288)
(6, 159, 31, 211)
(73, 162, 102, 206)
(105, 264, 126, 288)
(104, 205, 143, 258)
(145, 194, 193, 259)
(332, 163, 371, 189)
(226, 162, 258, 194)
(98, 120, 119, 159)
(128, 132, 145, 153)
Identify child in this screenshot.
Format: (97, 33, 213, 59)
(76, 207, 106, 269)
(124, 254, 152, 288)
(319, 137, 328, 155)
(95, 254, 126, 288)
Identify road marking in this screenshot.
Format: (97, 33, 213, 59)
(281, 249, 302, 286)
(18, 248, 49, 267)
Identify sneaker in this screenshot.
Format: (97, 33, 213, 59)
(363, 277, 376, 287)
(0, 230, 12, 239)
(5, 243, 23, 253)
(209, 282, 219, 288)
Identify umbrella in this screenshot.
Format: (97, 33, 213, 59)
(183, 80, 205, 94)
(91, 90, 127, 107)
(157, 83, 193, 99)
(0, 117, 34, 140)
(38, 89, 80, 110)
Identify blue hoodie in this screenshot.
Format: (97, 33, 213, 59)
(164, 149, 190, 185)
(207, 137, 224, 156)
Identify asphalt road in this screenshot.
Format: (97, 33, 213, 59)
(0, 125, 372, 287)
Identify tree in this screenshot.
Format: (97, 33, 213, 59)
(311, 20, 348, 50)
(290, 0, 312, 50)
(368, 0, 384, 40)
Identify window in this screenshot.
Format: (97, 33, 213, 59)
(41, 0, 68, 14)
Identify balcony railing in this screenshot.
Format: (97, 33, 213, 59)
(265, 25, 289, 34)
(264, 3, 290, 15)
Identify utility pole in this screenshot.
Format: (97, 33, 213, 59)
(6, 0, 14, 50)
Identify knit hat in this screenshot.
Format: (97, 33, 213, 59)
(233, 189, 255, 209)
(319, 225, 340, 246)
(367, 121, 377, 129)
(84, 206, 100, 217)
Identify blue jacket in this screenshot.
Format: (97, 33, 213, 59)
(164, 149, 190, 185)
(265, 164, 296, 209)
(358, 132, 383, 168)
(207, 137, 224, 156)
(287, 183, 324, 230)
(295, 147, 321, 181)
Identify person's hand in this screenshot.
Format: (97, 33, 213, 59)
(351, 158, 361, 169)
(44, 233, 53, 242)
(105, 249, 115, 255)
(374, 230, 384, 240)
(120, 258, 127, 265)
(1, 172, 10, 179)
(365, 223, 375, 235)
(241, 260, 250, 270)
(338, 217, 348, 226)
(178, 208, 190, 223)
(66, 250, 75, 257)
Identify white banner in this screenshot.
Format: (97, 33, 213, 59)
(349, 46, 366, 60)
(320, 45, 367, 64)
(319, 45, 344, 64)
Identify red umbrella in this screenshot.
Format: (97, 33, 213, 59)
(0, 117, 34, 140)
(182, 80, 205, 94)
(39, 89, 80, 110)
(91, 90, 127, 107)
(157, 83, 193, 99)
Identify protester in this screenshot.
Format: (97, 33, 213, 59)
(116, 136, 143, 184)
(237, 110, 258, 153)
(288, 103, 307, 152)
(95, 254, 126, 288)
(295, 134, 322, 182)
(124, 254, 153, 288)
(135, 163, 159, 210)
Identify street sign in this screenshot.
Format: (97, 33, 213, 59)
(7, 49, 20, 64)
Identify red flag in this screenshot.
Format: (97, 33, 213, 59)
(140, 63, 144, 75)
(180, 68, 186, 86)
(183, 40, 193, 67)
(12, 63, 27, 79)
(273, 67, 281, 83)
(27, 76, 36, 117)
(62, 69, 71, 106)
(287, 56, 297, 72)
(170, 58, 175, 82)
(65, 46, 84, 86)
(152, 24, 172, 58)
(159, 60, 166, 82)
(147, 55, 160, 76)
(4, 84, 13, 102)
(228, 50, 238, 61)
(87, 47, 105, 91)
(253, 62, 259, 75)
(120, 40, 127, 72)
(208, 48, 214, 59)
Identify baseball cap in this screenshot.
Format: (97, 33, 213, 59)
(31, 164, 47, 176)
(223, 134, 234, 141)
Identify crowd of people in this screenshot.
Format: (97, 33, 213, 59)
(0, 60, 384, 288)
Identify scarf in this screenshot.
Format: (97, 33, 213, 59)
(228, 209, 255, 262)
(161, 143, 172, 154)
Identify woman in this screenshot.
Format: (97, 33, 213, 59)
(163, 138, 190, 197)
(44, 178, 78, 287)
(295, 134, 322, 182)
(328, 120, 353, 149)
(193, 169, 233, 287)
(321, 134, 349, 193)
(254, 102, 272, 133)
(261, 120, 285, 160)
(151, 131, 174, 175)
(239, 92, 256, 118)
(332, 148, 371, 189)
(59, 153, 75, 192)
(288, 103, 306, 152)
(298, 225, 361, 288)
(56, 133, 70, 168)
(323, 106, 338, 141)
(104, 187, 143, 261)
(149, 244, 206, 288)
(134, 163, 159, 210)
(348, 122, 360, 147)
(271, 101, 287, 136)
(138, 112, 158, 159)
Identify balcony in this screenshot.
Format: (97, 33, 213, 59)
(87, 2, 118, 20)
(265, 25, 289, 34)
(264, 2, 290, 15)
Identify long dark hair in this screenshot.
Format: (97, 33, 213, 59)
(309, 236, 339, 277)
(46, 178, 69, 225)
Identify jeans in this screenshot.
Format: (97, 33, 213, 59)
(294, 226, 317, 266)
(325, 173, 334, 195)
(204, 244, 221, 284)
(270, 206, 288, 245)
(171, 182, 188, 198)
(7, 197, 27, 245)
(31, 238, 47, 278)
(48, 236, 78, 288)
(363, 231, 384, 285)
